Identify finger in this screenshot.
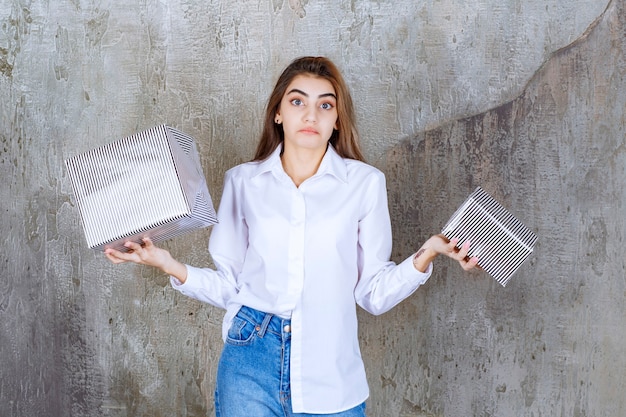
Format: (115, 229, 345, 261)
(442, 238, 458, 256)
(461, 256, 480, 271)
(107, 244, 142, 262)
(141, 237, 157, 256)
(124, 240, 144, 253)
(104, 249, 128, 264)
(456, 240, 471, 259)
(445, 238, 465, 259)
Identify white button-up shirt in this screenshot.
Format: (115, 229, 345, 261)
(171, 144, 432, 413)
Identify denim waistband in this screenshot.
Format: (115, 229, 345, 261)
(237, 305, 291, 338)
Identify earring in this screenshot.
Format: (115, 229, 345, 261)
(275, 118, 281, 124)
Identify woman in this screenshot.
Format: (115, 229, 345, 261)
(105, 56, 478, 417)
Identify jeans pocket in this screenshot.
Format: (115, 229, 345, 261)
(225, 315, 257, 346)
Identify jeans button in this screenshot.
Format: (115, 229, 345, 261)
(283, 325, 291, 333)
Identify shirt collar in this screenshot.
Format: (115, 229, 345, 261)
(317, 143, 348, 183)
(251, 143, 348, 184)
(253, 144, 283, 177)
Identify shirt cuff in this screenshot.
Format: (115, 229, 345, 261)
(170, 276, 183, 287)
(400, 254, 433, 286)
(169, 264, 197, 288)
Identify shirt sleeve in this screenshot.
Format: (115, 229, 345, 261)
(353, 170, 433, 315)
(169, 169, 245, 309)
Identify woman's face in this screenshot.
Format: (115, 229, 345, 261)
(276, 74, 338, 154)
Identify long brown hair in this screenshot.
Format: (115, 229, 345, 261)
(252, 56, 364, 162)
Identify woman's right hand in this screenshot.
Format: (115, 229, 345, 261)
(104, 237, 188, 283)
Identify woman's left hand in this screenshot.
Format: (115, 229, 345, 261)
(413, 234, 479, 272)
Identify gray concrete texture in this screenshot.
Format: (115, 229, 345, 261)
(0, 0, 623, 415)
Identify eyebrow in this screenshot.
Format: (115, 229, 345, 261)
(287, 88, 337, 100)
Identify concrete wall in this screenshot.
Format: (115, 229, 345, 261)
(1, 0, 623, 416)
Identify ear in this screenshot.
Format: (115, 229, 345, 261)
(275, 110, 282, 124)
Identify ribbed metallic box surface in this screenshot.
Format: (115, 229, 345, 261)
(65, 125, 218, 252)
(441, 187, 537, 286)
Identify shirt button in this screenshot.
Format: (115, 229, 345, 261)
(283, 325, 291, 333)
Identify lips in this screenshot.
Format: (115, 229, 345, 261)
(299, 128, 319, 135)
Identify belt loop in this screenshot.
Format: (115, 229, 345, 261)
(257, 312, 273, 337)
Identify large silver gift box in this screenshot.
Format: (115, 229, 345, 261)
(65, 125, 218, 252)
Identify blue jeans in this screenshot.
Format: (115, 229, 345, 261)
(215, 306, 367, 417)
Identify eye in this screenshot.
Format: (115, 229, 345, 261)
(320, 102, 334, 110)
(290, 98, 303, 106)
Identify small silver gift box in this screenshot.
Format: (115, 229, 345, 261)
(441, 187, 537, 286)
(65, 125, 218, 252)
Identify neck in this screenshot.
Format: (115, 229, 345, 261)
(280, 145, 326, 187)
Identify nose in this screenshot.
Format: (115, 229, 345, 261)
(304, 106, 317, 123)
